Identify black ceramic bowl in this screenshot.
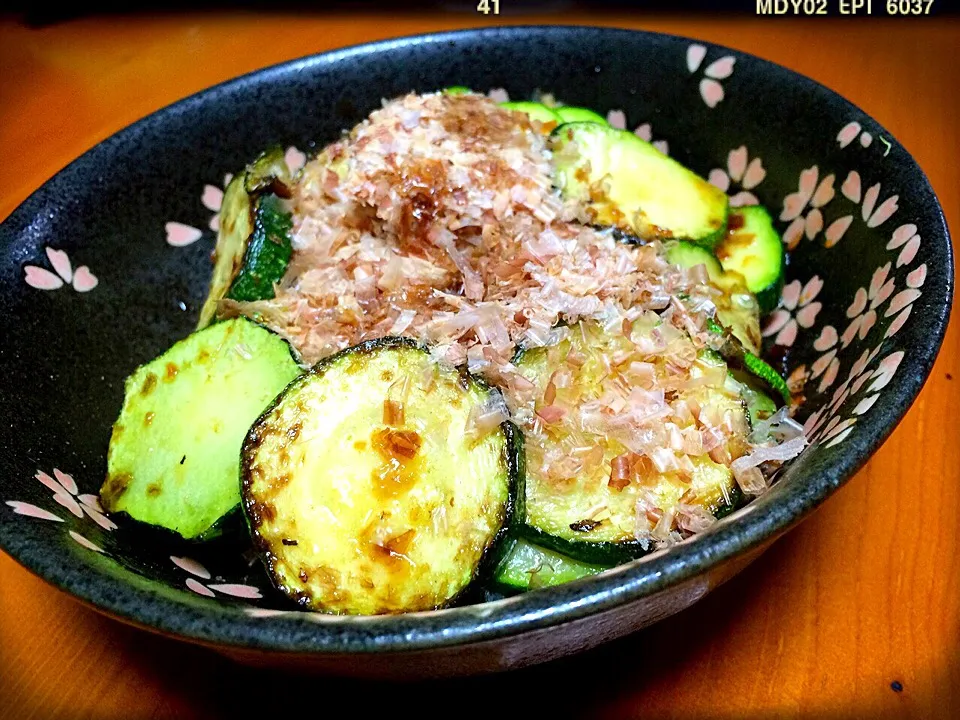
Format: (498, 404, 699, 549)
(0, 26, 952, 678)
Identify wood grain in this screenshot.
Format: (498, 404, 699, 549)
(1, 12, 957, 719)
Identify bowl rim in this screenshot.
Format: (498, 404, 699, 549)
(0, 24, 953, 655)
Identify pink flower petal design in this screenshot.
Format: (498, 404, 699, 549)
(705, 56, 736, 80)
(729, 191, 758, 207)
(72, 266, 98, 292)
(762, 309, 791, 337)
(853, 394, 879, 415)
(634, 123, 653, 141)
(606, 109, 626, 130)
(83, 506, 118, 531)
(811, 349, 836, 377)
(742, 157, 766, 189)
(824, 417, 856, 442)
(861, 183, 881, 222)
(821, 416, 840, 440)
(868, 195, 899, 228)
(24, 266, 64, 290)
(897, 236, 921, 268)
(53, 469, 78, 494)
(171, 555, 212, 579)
(780, 193, 808, 223)
(652, 140, 669, 155)
(186, 578, 216, 597)
(885, 289, 922, 317)
(699, 79, 724, 109)
(803, 408, 824, 436)
(69, 531, 103, 553)
(824, 426, 855, 449)
(819, 358, 841, 393)
(814, 326, 838, 352)
(223, 172, 234, 187)
(687, 44, 708, 73)
(245, 607, 290, 618)
(209, 214, 220, 232)
(798, 167, 819, 201)
(857, 309, 877, 340)
(78, 494, 103, 512)
(165, 222, 203, 247)
(774, 319, 799, 348)
(870, 279, 895, 310)
(796, 302, 821, 329)
(487, 88, 509, 103)
(849, 347, 872, 380)
(846, 288, 868, 318)
(781, 279, 802, 311)
(805, 209, 823, 239)
(906, 264, 927, 289)
(284, 146, 307, 174)
(800, 276, 824, 304)
(887, 223, 917, 250)
(868, 351, 905, 392)
(53, 492, 84, 519)
(885, 306, 912, 338)
(36, 470, 62, 494)
(708, 169, 730, 192)
(837, 121, 862, 148)
(201, 185, 224, 212)
(5, 501, 63, 522)
(841, 171, 862, 203)
(869, 263, 891, 298)
(860, 132, 873, 148)
(727, 146, 748, 183)
(783, 217, 806, 250)
(824, 215, 854, 248)
(209, 583, 263, 599)
(45, 248, 73, 282)
(841, 317, 862, 348)
(811, 175, 836, 208)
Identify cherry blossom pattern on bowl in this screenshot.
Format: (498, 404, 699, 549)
(23, 247, 98, 292)
(170, 555, 263, 600)
(687, 44, 736, 109)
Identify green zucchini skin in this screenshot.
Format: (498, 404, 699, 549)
(225, 194, 292, 303)
(518, 525, 649, 566)
(100, 318, 302, 540)
(550, 122, 729, 250)
(716, 206, 785, 314)
(240, 337, 523, 615)
(500, 101, 563, 128)
(554, 106, 608, 125)
(493, 536, 610, 593)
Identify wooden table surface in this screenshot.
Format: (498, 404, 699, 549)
(1, 10, 957, 719)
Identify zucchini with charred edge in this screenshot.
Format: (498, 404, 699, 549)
(550, 122, 729, 249)
(715, 206, 785, 314)
(494, 537, 609, 592)
(197, 146, 294, 329)
(225, 194, 293, 303)
(706, 319, 791, 405)
(513, 321, 748, 565)
(241, 338, 523, 615)
(100, 318, 302, 539)
(500, 101, 563, 130)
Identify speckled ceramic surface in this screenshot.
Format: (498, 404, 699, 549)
(0, 26, 951, 677)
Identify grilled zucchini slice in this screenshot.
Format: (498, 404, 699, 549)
(241, 338, 522, 615)
(554, 106, 608, 125)
(494, 537, 608, 593)
(716, 206, 785, 314)
(197, 146, 294, 329)
(550, 122, 729, 249)
(514, 321, 748, 564)
(100, 318, 302, 539)
(500, 101, 563, 131)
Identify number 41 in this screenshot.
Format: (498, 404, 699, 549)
(477, 0, 500, 14)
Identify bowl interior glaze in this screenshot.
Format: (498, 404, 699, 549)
(0, 26, 951, 674)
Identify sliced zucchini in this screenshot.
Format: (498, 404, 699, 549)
(550, 122, 729, 249)
(443, 85, 473, 95)
(494, 537, 608, 592)
(241, 338, 522, 615)
(735, 374, 779, 426)
(197, 147, 295, 329)
(664, 240, 762, 354)
(101, 318, 302, 540)
(715, 206, 785, 313)
(743, 352, 791, 405)
(500, 101, 563, 130)
(555, 106, 608, 125)
(225, 194, 292, 303)
(514, 321, 748, 564)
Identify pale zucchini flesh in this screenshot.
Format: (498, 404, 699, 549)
(241, 338, 518, 615)
(101, 318, 302, 539)
(550, 122, 729, 249)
